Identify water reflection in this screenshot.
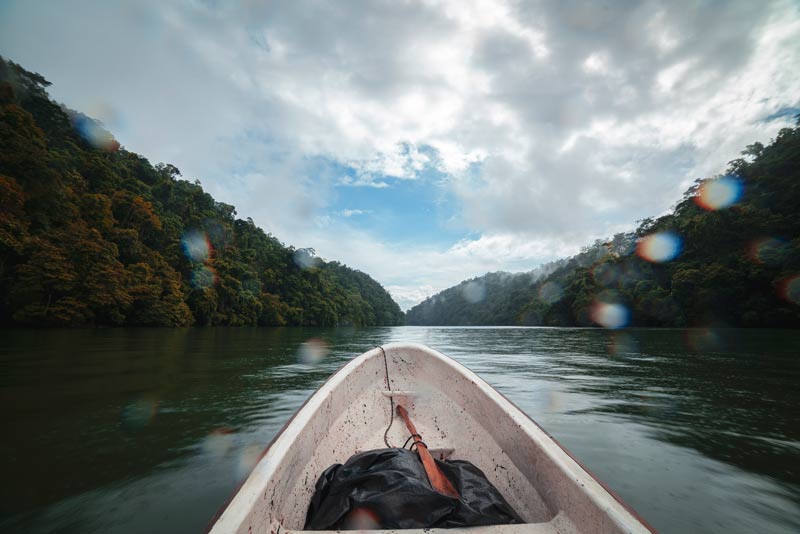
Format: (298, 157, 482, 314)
(1, 327, 799, 533)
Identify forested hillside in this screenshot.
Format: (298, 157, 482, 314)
(407, 120, 800, 328)
(0, 58, 404, 327)
(405, 249, 605, 325)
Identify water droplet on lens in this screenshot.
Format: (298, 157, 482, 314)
(297, 338, 329, 364)
(747, 237, 788, 266)
(695, 175, 742, 211)
(461, 280, 486, 303)
(780, 275, 800, 305)
(636, 232, 681, 263)
(590, 301, 629, 329)
(182, 230, 211, 262)
(192, 265, 218, 288)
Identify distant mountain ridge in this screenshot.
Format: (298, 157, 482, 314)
(0, 57, 404, 327)
(407, 122, 800, 328)
(405, 239, 622, 325)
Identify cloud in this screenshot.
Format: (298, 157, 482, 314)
(447, 0, 800, 238)
(306, 222, 582, 310)
(339, 209, 372, 217)
(448, 233, 580, 263)
(338, 175, 390, 189)
(1, 0, 798, 309)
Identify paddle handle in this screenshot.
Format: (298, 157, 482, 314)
(396, 405, 460, 498)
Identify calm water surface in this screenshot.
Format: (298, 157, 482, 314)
(1, 327, 799, 533)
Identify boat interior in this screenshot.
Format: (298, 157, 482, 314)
(209, 343, 651, 534)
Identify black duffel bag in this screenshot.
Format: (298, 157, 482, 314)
(305, 447, 523, 530)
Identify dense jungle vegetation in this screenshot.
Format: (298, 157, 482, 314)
(0, 58, 404, 327)
(408, 117, 800, 328)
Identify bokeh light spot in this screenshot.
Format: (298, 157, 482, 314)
(298, 338, 330, 364)
(636, 232, 682, 263)
(694, 175, 742, 211)
(462, 280, 486, 303)
(590, 301, 629, 329)
(781, 275, 800, 305)
(747, 237, 788, 266)
(538, 281, 563, 304)
(192, 265, 218, 288)
(182, 230, 211, 262)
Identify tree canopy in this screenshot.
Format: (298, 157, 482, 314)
(0, 57, 404, 327)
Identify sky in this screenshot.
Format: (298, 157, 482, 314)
(1, 0, 799, 310)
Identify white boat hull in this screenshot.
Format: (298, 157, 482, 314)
(209, 343, 654, 533)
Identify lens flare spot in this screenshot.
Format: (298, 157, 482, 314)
(192, 265, 218, 288)
(747, 237, 788, 266)
(636, 232, 681, 263)
(538, 281, 563, 304)
(342, 507, 381, 530)
(182, 230, 211, 262)
(297, 338, 329, 364)
(694, 175, 742, 211)
(780, 275, 800, 305)
(590, 301, 629, 329)
(461, 280, 486, 303)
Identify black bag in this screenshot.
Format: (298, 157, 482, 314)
(305, 448, 523, 530)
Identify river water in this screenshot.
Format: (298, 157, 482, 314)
(1, 327, 798, 533)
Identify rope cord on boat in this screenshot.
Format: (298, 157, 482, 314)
(409, 440, 428, 452)
(379, 345, 394, 448)
(402, 433, 422, 449)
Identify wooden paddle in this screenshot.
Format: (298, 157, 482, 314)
(396, 405, 460, 498)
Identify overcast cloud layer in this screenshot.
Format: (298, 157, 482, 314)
(2, 0, 799, 309)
